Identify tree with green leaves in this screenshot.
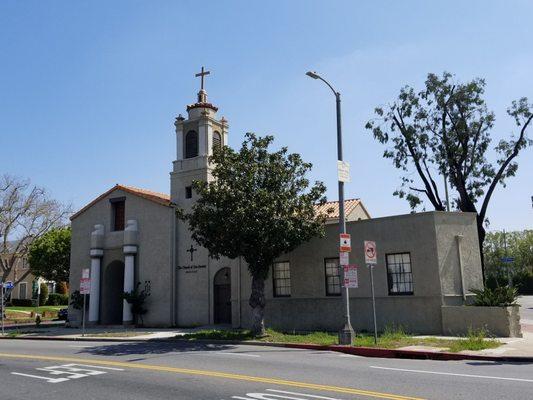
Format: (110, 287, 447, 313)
(28, 227, 71, 283)
(180, 133, 328, 336)
(484, 230, 533, 282)
(366, 72, 532, 276)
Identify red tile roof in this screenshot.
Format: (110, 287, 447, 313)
(70, 184, 171, 220)
(71, 184, 369, 222)
(314, 198, 367, 219)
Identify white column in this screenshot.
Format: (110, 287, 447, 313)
(122, 248, 136, 324)
(88, 224, 104, 324)
(88, 250, 103, 323)
(123, 220, 138, 325)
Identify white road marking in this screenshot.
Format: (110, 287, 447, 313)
(11, 363, 123, 383)
(267, 389, 342, 399)
(11, 372, 69, 383)
(64, 363, 124, 371)
(229, 389, 343, 399)
(370, 366, 533, 383)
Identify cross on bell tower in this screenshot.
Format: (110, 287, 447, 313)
(195, 66, 210, 103)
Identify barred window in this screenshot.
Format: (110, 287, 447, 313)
(386, 253, 414, 295)
(324, 258, 341, 296)
(273, 262, 291, 297)
(212, 131, 222, 152)
(111, 199, 125, 231)
(185, 130, 199, 159)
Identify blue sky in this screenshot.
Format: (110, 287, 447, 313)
(1, 0, 532, 231)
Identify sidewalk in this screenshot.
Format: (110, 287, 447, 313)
(2, 297, 532, 362)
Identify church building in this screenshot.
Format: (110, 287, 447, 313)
(68, 70, 484, 334)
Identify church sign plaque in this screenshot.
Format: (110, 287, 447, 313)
(177, 265, 207, 274)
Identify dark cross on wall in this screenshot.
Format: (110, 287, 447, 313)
(186, 245, 197, 262)
(195, 66, 210, 90)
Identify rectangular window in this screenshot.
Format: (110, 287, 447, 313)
(386, 253, 414, 295)
(19, 282, 27, 300)
(111, 199, 125, 231)
(324, 258, 341, 296)
(185, 186, 192, 199)
(273, 261, 291, 297)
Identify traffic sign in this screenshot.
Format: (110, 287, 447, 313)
(501, 257, 515, 263)
(340, 234, 351, 252)
(80, 269, 91, 294)
(364, 241, 377, 264)
(343, 265, 358, 288)
(339, 251, 349, 266)
(1, 281, 13, 290)
(337, 161, 351, 183)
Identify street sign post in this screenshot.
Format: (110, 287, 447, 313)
(337, 160, 351, 183)
(340, 233, 351, 252)
(364, 241, 378, 344)
(80, 268, 91, 337)
(364, 241, 377, 265)
(343, 265, 358, 288)
(339, 251, 349, 266)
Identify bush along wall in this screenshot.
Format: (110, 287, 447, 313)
(47, 293, 69, 306)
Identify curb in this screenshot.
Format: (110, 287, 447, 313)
(1, 335, 532, 362)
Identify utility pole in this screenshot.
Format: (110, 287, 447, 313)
(306, 70, 354, 345)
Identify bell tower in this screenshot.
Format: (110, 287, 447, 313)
(170, 67, 229, 206)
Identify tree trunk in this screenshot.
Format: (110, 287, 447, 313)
(249, 275, 266, 337)
(476, 214, 486, 284)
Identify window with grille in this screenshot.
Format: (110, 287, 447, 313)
(386, 253, 414, 295)
(324, 258, 341, 296)
(273, 261, 291, 297)
(185, 130, 199, 158)
(111, 199, 125, 231)
(212, 131, 222, 153)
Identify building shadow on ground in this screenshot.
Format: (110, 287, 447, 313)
(79, 340, 237, 357)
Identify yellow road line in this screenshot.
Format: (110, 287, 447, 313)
(0, 352, 424, 400)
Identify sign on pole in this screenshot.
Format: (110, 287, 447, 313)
(339, 251, 349, 266)
(343, 265, 358, 288)
(364, 240, 377, 265)
(80, 268, 91, 294)
(337, 160, 351, 183)
(340, 233, 351, 252)
(501, 257, 515, 263)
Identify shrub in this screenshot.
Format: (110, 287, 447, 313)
(47, 293, 69, 306)
(11, 298, 33, 307)
(122, 281, 151, 325)
(69, 290, 85, 310)
(56, 281, 68, 295)
(471, 286, 519, 307)
(39, 283, 49, 306)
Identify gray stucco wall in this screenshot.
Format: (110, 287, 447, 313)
(69, 189, 173, 327)
(237, 211, 481, 335)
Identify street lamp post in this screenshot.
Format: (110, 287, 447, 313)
(306, 71, 354, 345)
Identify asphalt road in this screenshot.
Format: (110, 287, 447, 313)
(0, 339, 532, 400)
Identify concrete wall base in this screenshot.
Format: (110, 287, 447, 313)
(441, 305, 522, 337)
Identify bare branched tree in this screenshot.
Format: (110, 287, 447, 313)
(0, 175, 71, 285)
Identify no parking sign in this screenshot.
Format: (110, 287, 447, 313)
(364, 241, 377, 265)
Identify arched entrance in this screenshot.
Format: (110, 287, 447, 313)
(100, 260, 124, 325)
(214, 267, 231, 324)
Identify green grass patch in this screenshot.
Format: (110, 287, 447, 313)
(6, 306, 63, 313)
(181, 326, 501, 353)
